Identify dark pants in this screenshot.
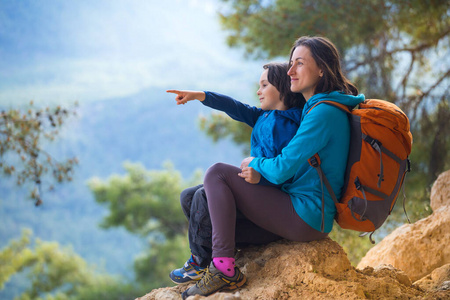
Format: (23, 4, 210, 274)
(180, 184, 282, 267)
(203, 163, 329, 258)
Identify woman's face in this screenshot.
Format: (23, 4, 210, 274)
(288, 45, 323, 101)
(257, 69, 286, 111)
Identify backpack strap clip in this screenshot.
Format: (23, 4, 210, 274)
(308, 154, 320, 168)
(363, 134, 385, 188)
(359, 231, 376, 244)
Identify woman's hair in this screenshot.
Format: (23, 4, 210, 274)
(263, 62, 306, 109)
(289, 36, 358, 96)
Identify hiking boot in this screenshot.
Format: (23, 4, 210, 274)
(181, 262, 246, 299)
(169, 255, 206, 284)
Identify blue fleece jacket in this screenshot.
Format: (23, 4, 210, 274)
(202, 91, 302, 186)
(249, 91, 365, 233)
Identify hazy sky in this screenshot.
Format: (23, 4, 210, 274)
(0, 0, 266, 106)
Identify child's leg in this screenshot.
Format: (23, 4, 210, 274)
(188, 186, 212, 267)
(180, 184, 203, 219)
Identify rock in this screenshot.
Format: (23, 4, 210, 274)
(357, 167, 450, 284)
(414, 263, 450, 292)
(357, 206, 450, 282)
(137, 238, 426, 300)
(430, 170, 450, 211)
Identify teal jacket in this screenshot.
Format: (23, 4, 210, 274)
(249, 91, 365, 233)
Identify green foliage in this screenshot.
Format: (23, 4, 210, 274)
(220, 0, 388, 58)
(0, 230, 121, 300)
(218, 0, 449, 103)
(0, 230, 34, 290)
(88, 161, 202, 286)
(89, 161, 201, 238)
(133, 234, 190, 288)
(70, 281, 147, 300)
(0, 102, 78, 205)
(329, 227, 373, 266)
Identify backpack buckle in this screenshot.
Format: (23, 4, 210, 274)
(310, 156, 318, 167)
(370, 138, 382, 148)
(354, 177, 361, 190)
(308, 154, 321, 168)
(364, 135, 382, 148)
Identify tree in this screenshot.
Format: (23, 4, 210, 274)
(0, 102, 78, 205)
(0, 230, 126, 300)
(88, 161, 201, 287)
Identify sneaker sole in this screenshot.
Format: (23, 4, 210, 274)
(181, 277, 247, 300)
(223, 275, 247, 290)
(170, 276, 201, 284)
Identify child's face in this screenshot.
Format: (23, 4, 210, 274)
(257, 69, 286, 111)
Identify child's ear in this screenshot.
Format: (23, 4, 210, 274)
(319, 70, 324, 78)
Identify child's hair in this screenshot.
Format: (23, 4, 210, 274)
(289, 36, 358, 96)
(263, 62, 306, 109)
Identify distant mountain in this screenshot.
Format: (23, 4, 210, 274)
(0, 87, 248, 297)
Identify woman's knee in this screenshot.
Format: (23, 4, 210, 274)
(204, 162, 236, 182)
(205, 162, 227, 176)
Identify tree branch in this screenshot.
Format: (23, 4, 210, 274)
(347, 27, 450, 73)
(411, 69, 450, 117)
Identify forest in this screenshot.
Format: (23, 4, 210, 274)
(1, 0, 449, 299)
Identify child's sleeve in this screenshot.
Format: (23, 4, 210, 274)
(202, 91, 262, 127)
(257, 113, 300, 188)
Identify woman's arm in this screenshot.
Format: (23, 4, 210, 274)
(249, 105, 337, 184)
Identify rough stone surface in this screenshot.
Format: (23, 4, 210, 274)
(357, 203, 450, 282)
(414, 263, 450, 292)
(430, 170, 450, 211)
(137, 238, 433, 300)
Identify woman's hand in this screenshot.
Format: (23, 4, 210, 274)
(240, 157, 255, 169)
(166, 90, 206, 105)
(238, 167, 261, 184)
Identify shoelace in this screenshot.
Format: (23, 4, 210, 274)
(197, 267, 222, 293)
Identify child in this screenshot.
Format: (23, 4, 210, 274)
(166, 62, 305, 284)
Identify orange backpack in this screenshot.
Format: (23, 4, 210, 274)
(308, 99, 413, 242)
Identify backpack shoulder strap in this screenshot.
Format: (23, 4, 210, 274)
(308, 153, 339, 233)
(306, 100, 353, 115)
(306, 100, 352, 232)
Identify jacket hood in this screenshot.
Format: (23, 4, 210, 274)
(273, 107, 302, 126)
(302, 91, 365, 121)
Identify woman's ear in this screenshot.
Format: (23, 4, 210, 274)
(319, 69, 324, 78)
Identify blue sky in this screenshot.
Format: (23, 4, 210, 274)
(0, 0, 266, 106)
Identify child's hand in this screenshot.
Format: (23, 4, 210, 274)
(238, 167, 261, 184)
(166, 90, 205, 105)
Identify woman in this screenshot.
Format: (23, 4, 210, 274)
(167, 62, 305, 284)
(181, 36, 365, 299)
